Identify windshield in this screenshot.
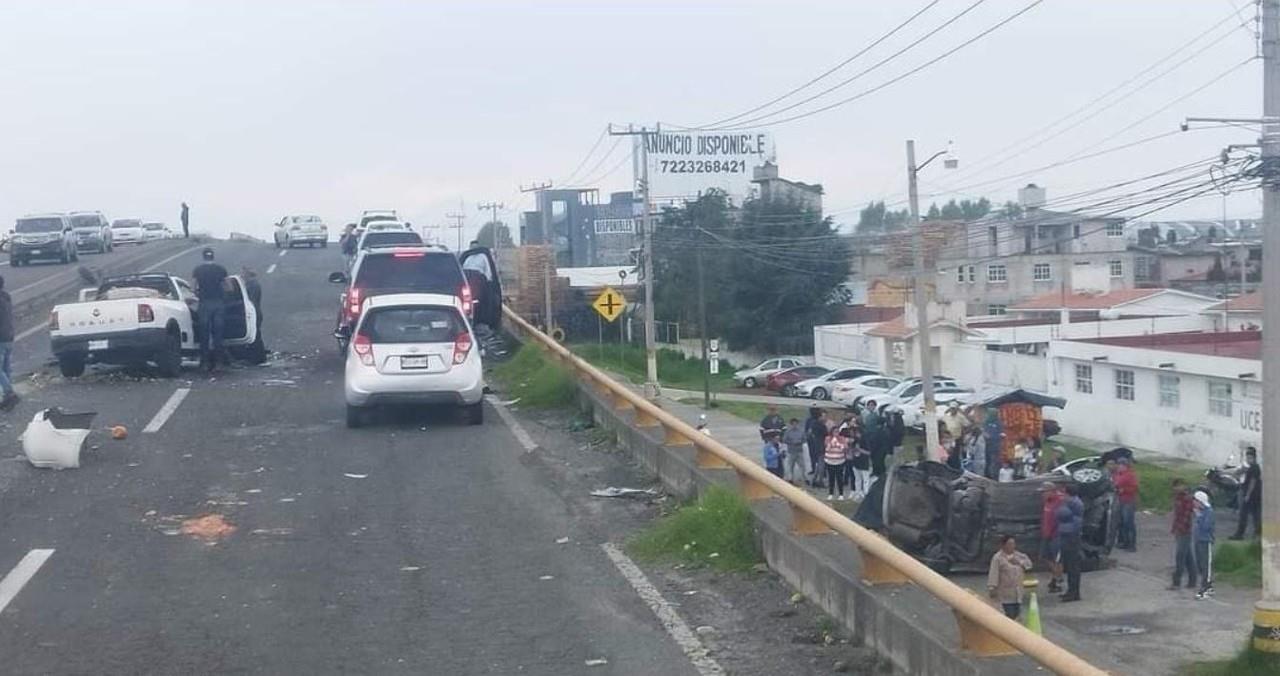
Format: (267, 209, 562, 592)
(360, 214, 397, 228)
(362, 231, 422, 249)
(15, 217, 63, 233)
(112, 220, 142, 229)
(359, 305, 464, 343)
(69, 214, 101, 229)
(291, 215, 323, 224)
(353, 252, 464, 293)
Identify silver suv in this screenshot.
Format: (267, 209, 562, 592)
(10, 213, 77, 265)
(68, 211, 113, 254)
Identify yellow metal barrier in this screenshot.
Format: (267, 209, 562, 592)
(503, 306, 1108, 675)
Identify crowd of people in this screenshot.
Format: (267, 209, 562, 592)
(758, 401, 906, 501)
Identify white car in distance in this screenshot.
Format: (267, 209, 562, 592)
(794, 367, 880, 400)
(142, 222, 167, 242)
(110, 219, 146, 245)
(274, 215, 329, 248)
(343, 293, 484, 428)
(896, 387, 975, 428)
(831, 374, 903, 407)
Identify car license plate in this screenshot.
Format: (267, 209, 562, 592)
(400, 355, 429, 369)
(88, 339, 108, 351)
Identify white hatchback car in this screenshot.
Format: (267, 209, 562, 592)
(343, 293, 484, 428)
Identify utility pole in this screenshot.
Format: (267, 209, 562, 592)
(1258, 0, 1280, 651)
(476, 201, 505, 248)
(610, 123, 660, 399)
(906, 139, 957, 460)
(445, 211, 466, 252)
(697, 244, 710, 409)
(521, 181, 555, 332)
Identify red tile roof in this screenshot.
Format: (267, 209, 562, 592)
(1008, 288, 1165, 311)
(1081, 331, 1262, 360)
(1205, 291, 1261, 313)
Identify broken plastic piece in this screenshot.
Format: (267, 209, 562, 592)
(22, 408, 97, 469)
(590, 487, 660, 499)
(343, 473, 369, 479)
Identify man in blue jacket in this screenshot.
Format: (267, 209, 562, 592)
(1194, 490, 1216, 600)
(1055, 483, 1085, 602)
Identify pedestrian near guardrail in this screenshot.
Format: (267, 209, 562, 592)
(782, 418, 806, 484)
(805, 408, 828, 489)
(0, 275, 17, 411)
(824, 431, 848, 501)
(988, 535, 1033, 620)
(762, 434, 783, 479)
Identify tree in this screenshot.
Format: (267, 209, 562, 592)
(998, 201, 1024, 220)
(856, 201, 909, 233)
(927, 198, 991, 221)
(475, 221, 513, 248)
(653, 191, 850, 353)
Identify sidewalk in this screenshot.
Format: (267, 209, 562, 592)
(621, 380, 1255, 675)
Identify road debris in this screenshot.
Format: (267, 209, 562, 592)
(589, 487, 660, 499)
(22, 408, 97, 469)
(250, 528, 294, 536)
(343, 473, 369, 479)
(180, 514, 236, 542)
(400, 566, 421, 572)
(539, 575, 555, 581)
(555, 536, 570, 544)
(584, 659, 608, 667)
(110, 425, 127, 439)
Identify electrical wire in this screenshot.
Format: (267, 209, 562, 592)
(557, 126, 609, 187)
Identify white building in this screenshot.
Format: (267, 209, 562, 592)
(1047, 332, 1261, 465)
(1203, 291, 1262, 332)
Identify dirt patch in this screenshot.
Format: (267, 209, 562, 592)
(180, 514, 237, 542)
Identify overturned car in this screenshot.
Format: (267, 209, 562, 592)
(877, 461, 1117, 574)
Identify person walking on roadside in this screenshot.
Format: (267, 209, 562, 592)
(1055, 483, 1085, 602)
(0, 275, 17, 410)
(1231, 446, 1262, 540)
(180, 201, 190, 238)
(242, 266, 266, 355)
(782, 418, 807, 485)
(759, 404, 784, 441)
(848, 427, 871, 501)
(1039, 482, 1065, 594)
(988, 534, 1034, 620)
(340, 224, 358, 269)
(1193, 490, 1216, 600)
(824, 430, 848, 501)
(762, 432, 784, 479)
(861, 400, 889, 481)
(1113, 457, 1139, 551)
(192, 248, 229, 372)
(1168, 478, 1198, 591)
(805, 408, 828, 489)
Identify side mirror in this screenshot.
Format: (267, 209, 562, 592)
(328, 271, 348, 284)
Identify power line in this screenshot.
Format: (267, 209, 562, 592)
(557, 126, 609, 186)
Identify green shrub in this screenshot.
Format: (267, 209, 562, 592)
(572, 343, 737, 391)
(628, 486, 761, 572)
(1215, 539, 1262, 588)
(490, 344, 576, 409)
(1184, 641, 1280, 675)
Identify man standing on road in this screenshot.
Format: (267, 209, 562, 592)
(242, 266, 266, 356)
(1169, 478, 1197, 591)
(0, 275, 17, 410)
(192, 248, 229, 372)
(1231, 446, 1262, 540)
(805, 408, 828, 489)
(1193, 490, 1216, 600)
(782, 418, 807, 485)
(1055, 483, 1085, 602)
(180, 202, 190, 238)
(1113, 457, 1139, 551)
(1039, 482, 1065, 593)
(340, 224, 358, 269)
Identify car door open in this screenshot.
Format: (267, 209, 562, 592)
(459, 247, 502, 330)
(221, 276, 257, 346)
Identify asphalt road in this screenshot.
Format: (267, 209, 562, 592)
(0, 242, 700, 676)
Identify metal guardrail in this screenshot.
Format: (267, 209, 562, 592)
(504, 306, 1108, 676)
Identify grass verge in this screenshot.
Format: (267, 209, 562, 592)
(627, 486, 761, 572)
(490, 343, 576, 409)
(1214, 539, 1262, 588)
(572, 343, 737, 392)
(1184, 642, 1280, 675)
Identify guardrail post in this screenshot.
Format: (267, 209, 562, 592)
(610, 390, 634, 411)
(953, 610, 1018, 657)
(633, 408, 660, 428)
(736, 470, 775, 501)
(694, 445, 730, 469)
(663, 425, 693, 446)
(857, 546, 911, 585)
(790, 505, 831, 535)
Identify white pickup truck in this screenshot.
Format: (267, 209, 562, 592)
(49, 273, 263, 377)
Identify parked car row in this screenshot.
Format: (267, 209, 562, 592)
(8, 211, 179, 266)
(326, 211, 502, 429)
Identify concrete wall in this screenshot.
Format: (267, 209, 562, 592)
(943, 343, 1048, 393)
(936, 253, 1135, 314)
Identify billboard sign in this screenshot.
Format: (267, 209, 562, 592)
(593, 218, 636, 235)
(643, 130, 775, 202)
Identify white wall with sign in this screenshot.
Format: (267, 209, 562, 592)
(643, 130, 775, 202)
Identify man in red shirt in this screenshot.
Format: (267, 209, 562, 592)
(1168, 478, 1197, 590)
(1113, 458, 1139, 552)
(1039, 482, 1065, 594)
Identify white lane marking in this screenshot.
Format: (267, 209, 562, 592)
(266, 263, 277, 275)
(0, 549, 55, 615)
(600, 543, 725, 676)
(278, 249, 288, 258)
(142, 245, 203, 273)
(143, 388, 191, 433)
(486, 394, 537, 452)
(14, 322, 47, 342)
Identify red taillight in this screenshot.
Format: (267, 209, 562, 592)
(453, 332, 472, 365)
(352, 333, 374, 367)
(49, 310, 59, 331)
(392, 250, 425, 258)
(138, 304, 154, 323)
(460, 283, 473, 316)
(345, 287, 362, 321)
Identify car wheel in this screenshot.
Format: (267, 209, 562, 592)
(1071, 466, 1112, 499)
(321, 240, 328, 248)
(743, 377, 757, 389)
(465, 402, 484, 426)
(155, 333, 182, 377)
(58, 354, 86, 378)
(345, 404, 366, 429)
(781, 384, 796, 397)
(812, 387, 829, 400)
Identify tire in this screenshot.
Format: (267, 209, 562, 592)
(465, 402, 484, 426)
(782, 385, 796, 398)
(58, 354, 86, 378)
(321, 240, 328, 248)
(346, 404, 365, 428)
(812, 387, 829, 400)
(743, 377, 757, 389)
(155, 332, 182, 377)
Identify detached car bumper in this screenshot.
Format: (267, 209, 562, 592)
(52, 327, 171, 363)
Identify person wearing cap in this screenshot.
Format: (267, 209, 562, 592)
(1055, 483, 1085, 602)
(695, 414, 711, 437)
(1168, 477, 1197, 591)
(192, 247, 229, 371)
(1113, 457, 1139, 552)
(1039, 482, 1066, 594)
(940, 400, 968, 440)
(1193, 490, 1216, 599)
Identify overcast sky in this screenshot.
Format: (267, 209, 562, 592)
(0, 0, 1263, 241)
